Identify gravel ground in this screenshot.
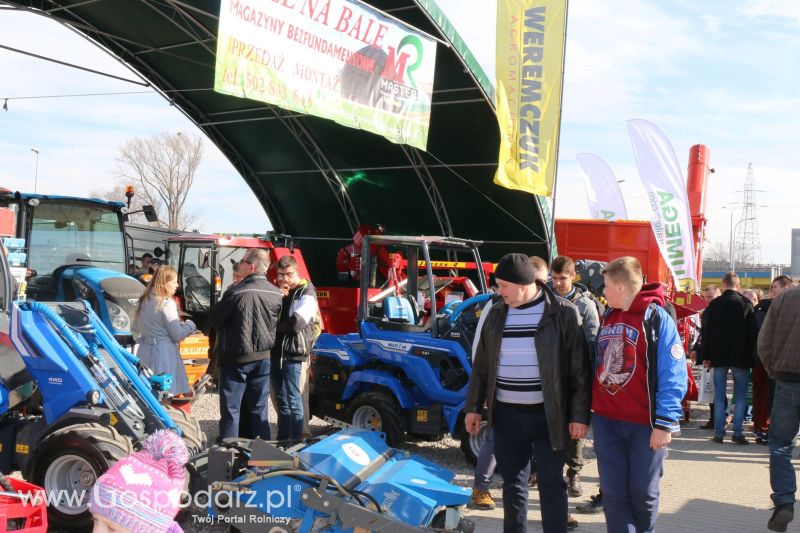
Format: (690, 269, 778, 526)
(180, 387, 710, 532)
(179, 391, 604, 532)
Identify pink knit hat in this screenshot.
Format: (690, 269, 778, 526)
(89, 430, 189, 533)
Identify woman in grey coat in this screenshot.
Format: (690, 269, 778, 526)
(134, 266, 195, 395)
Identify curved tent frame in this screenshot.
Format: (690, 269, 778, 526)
(2, 0, 554, 283)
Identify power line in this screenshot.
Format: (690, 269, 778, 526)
(2, 90, 153, 101)
(0, 43, 149, 86)
(0, 87, 217, 109)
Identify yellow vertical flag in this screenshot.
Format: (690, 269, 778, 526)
(495, 0, 568, 197)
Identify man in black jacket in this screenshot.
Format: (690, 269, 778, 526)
(701, 272, 758, 444)
(464, 253, 592, 533)
(209, 249, 283, 441)
(272, 255, 320, 441)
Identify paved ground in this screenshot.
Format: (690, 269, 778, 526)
(462, 406, 782, 532)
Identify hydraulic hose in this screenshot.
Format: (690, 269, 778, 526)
(24, 301, 91, 358)
(83, 305, 176, 431)
(25, 301, 144, 421)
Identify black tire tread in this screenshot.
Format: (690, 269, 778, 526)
(163, 405, 207, 454)
(345, 391, 405, 447)
(30, 422, 134, 531)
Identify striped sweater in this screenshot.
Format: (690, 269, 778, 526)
(496, 295, 545, 404)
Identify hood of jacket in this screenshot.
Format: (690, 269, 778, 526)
(628, 282, 665, 314)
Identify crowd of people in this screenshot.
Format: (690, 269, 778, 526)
(463, 257, 800, 533)
(130, 249, 320, 446)
(466, 254, 687, 533)
(112, 249, 800, 533)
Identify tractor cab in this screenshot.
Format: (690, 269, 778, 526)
(0, 191, 154, 344)
(357, 235, 490, 344)
(157, 233, 312, 334)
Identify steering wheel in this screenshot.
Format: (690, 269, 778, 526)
(447, 293, 492, 325)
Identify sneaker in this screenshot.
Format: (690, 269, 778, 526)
(568, 473, 583, 498)
(711, 436, 724, 443)
(575, 494, 603, 514)
(567, 513, 579, 530)
(469, 489, 496, 510)
(768, 504, 794, 532)
(732, 434, 750, 445)
(528, 472, 538, 487)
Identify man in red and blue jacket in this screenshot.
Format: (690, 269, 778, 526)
(592, 257, 687, 533)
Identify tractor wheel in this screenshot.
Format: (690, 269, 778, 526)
(28, 423, 134, 531)
(164, 405, 207, 454)
(460, 418, 489, 465)
(345, 391, 405, 447)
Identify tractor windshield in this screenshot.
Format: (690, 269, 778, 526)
(28, 200, 126, 276)
(216, 246, 263, 292)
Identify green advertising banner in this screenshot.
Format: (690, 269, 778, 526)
(215, 0, 438, 150)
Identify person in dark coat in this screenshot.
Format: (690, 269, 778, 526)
(209, 249, 282, 441)
(464, 253, 592, 533)
(271, 254, 320, 441)
(752, 275, 794, 443)
(700, 272, 758, 444)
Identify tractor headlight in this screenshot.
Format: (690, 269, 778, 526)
(107, 301, 131, 332)
(87, 390, 101, 405)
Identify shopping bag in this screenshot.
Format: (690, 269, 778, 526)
(698, 367, 715, 404)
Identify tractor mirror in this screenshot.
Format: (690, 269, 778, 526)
(142, 205, 158, 223)
(153, 246, 165, 258)
(201, 251, 210, 269)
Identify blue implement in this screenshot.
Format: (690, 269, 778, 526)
(206, 429, 473, 532)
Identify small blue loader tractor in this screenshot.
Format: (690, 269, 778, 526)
(311, 236, 492, 463)
(0, 248, 205, 530)
(0, 190, 158, 346)
(203, 426, 475, 532)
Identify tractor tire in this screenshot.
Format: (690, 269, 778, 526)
(28, 423, 134, 531)
(460, 419, 489, 465)
(345, 391, 405, 447)
(164, 405, 207, 455)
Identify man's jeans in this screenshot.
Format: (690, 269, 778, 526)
(593, 413, 666, 533)
(473, 426, 496, 491)
(714, 367, 750, 438)
(219, 359, 271, 440)
(494, 402, 567, 533)
(567, 438, 585, 476)
(272, 359, 304, 441)
(769, 380, 800, 507)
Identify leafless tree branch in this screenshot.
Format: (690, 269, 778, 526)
(112, 132, 203, 230)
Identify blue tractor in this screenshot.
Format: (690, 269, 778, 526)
(0, 190, 158, 346)
(0, 243, 205, 529)
(310, 236, 491, 462)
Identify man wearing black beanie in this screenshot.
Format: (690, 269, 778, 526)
(464, 253, 592, 533)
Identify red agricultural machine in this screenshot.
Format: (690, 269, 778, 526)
(555, 144, 714, 351)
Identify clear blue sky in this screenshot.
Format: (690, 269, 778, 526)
(2, 1, 799, 263)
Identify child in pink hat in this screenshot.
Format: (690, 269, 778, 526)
(89, 430, 189, 533)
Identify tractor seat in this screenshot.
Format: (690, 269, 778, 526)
(384, 296, 417, 324)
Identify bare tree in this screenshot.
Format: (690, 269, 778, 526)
(116, 132, 202, 230)
(703, 240, 730, 265)
(702, 240, 750, 270)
